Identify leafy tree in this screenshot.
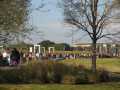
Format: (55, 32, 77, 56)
(39, 40, 55, 50)
(0, 0, 31, 44)
(54, 43, 71, 51)
(39, 40, 71, 51)
(62, 0, 120, 72)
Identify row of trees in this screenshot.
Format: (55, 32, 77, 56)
(39, 40, 71, 51)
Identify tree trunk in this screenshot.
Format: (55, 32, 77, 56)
(91, 40, 97, 73)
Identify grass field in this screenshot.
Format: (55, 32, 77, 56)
(61, 58, 120, 73)
(0, 58, 120, 90)
(0, 83, 120, 90)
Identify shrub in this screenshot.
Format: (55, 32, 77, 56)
(46, 61, 70, 83)
(0, 60, 112, 84)
(30, 62, 49, 83)
(0, 69, 22, 84)
(75, 71, 89, 84)
(87, 73, 99, 83)
(98, 69, 111, 82)
(17, 66, 33, 83)
(62, 75, 76, 84)
(0, 61, 88, 84)
(87, 69, 111, 83)
(20, 61, 71, 84)
(0, 60, 9, 66)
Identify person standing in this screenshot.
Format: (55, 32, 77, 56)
(10, 48, 20, 65)
(6, 48, 11, 65)
(2, 49, 9, 66)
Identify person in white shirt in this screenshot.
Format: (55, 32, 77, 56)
(2, 48, 11, 65)
(2, 51, 7, 58)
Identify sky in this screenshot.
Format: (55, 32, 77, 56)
(27, 0, 89, 45)
(27, 0, 117, 45)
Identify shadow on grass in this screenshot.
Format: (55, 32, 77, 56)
(111, 72, 120, 82)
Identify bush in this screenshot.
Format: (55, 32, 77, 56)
(87, 69, 111, 83)
(87, 73, 99, 83)
(44, 61, 71, 83)
(0, 69, 22, 84)
(30, 62, 49, 83)
(0, 61, 88, 84)
(17, 66, 33, 83)
(98, 69, 111, 82)
(62, 75, 76, 84)
(0, 59, 9, 66)
(0, 60, 112, 84)
(75, 71, 89, 84)
(51, 63, 67, 83)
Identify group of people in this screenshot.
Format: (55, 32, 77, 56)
(0, 48, 20, 66)
(29, 52, 91, 60)
(46, 53, 91, 60)
(0, 47, 92, 66)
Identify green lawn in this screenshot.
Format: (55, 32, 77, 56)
(0, 83, 120, 90)
(61, 58, 120, 72)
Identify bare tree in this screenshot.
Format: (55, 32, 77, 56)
(62, 0, 120, 72)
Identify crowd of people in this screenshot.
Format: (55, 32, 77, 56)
(0, 47, 93, 66)
(40, 53, 91, 60)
